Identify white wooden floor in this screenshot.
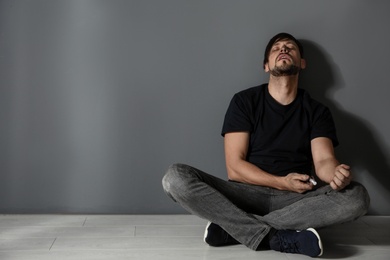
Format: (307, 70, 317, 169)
(0, 215, 389, 260)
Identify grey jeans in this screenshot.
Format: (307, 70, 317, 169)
(162, 163, 370, 250)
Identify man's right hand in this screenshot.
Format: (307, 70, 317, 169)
(283, 173, 314, 193)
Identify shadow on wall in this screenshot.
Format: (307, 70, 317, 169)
(299, 40, 390, 215)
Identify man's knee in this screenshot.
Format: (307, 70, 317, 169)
(162, 163, 193, 200)
(345, 182, 370, 217)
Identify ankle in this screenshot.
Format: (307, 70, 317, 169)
(256, 227, 276, 251)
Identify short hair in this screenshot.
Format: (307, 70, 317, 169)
(263, 32, 304, 69)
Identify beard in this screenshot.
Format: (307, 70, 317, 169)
(270, 63, 300, 77)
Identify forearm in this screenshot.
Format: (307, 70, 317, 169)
(227, 159, 285, 190)
(315, 157, 340, 184)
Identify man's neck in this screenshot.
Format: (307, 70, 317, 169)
(267, 75, 299, 105)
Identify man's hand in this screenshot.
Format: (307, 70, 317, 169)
(330, 164, 352, 191)
(284, 173, 314, 193)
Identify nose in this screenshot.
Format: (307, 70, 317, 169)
(280, 45, 288, 53)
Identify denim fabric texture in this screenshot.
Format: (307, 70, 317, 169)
(162, 163, 370, 251)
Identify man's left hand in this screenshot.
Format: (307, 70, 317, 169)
(330, 164, 352, 191)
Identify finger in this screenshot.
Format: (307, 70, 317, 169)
(333, 172, 352, 190)
(334, 170, 346, 182)
(330, 181, 339, 190)
(336, 166, 351, 178)
(339, 164, 350, 170)
(332, 176, 342, 188)
(295, 174, 310, 182)
(297, 181, 313, 192)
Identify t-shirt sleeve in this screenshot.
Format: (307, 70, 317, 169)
(311, 106, 339, 147)
(221, 93, 253, 136)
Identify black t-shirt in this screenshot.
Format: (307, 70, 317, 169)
(221, 84, 338, 176)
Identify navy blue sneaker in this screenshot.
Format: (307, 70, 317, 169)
(269, 228, 323, 257)
(204, 222, 240, 247)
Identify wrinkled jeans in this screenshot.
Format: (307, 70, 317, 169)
(162, 163, 370, 250)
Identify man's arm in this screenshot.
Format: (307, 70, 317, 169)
(224, 132, 313, 193)
(311, 137, 352, 191)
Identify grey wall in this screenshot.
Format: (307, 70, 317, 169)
(0, 0, 389, 214)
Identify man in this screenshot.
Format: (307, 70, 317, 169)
(162, 32, 370, 257)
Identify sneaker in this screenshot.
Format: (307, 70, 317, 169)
(204, 222, 240, 247)
(269, 228, 323, 257)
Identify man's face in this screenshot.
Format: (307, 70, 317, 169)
(264, 39, 305, 76)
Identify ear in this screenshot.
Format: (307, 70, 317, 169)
(264, 63, 270, 72)
(300, 59, 306, 69)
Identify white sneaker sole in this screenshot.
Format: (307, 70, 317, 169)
(204, 221, 212, 243)
(307, 228, 323, 257)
